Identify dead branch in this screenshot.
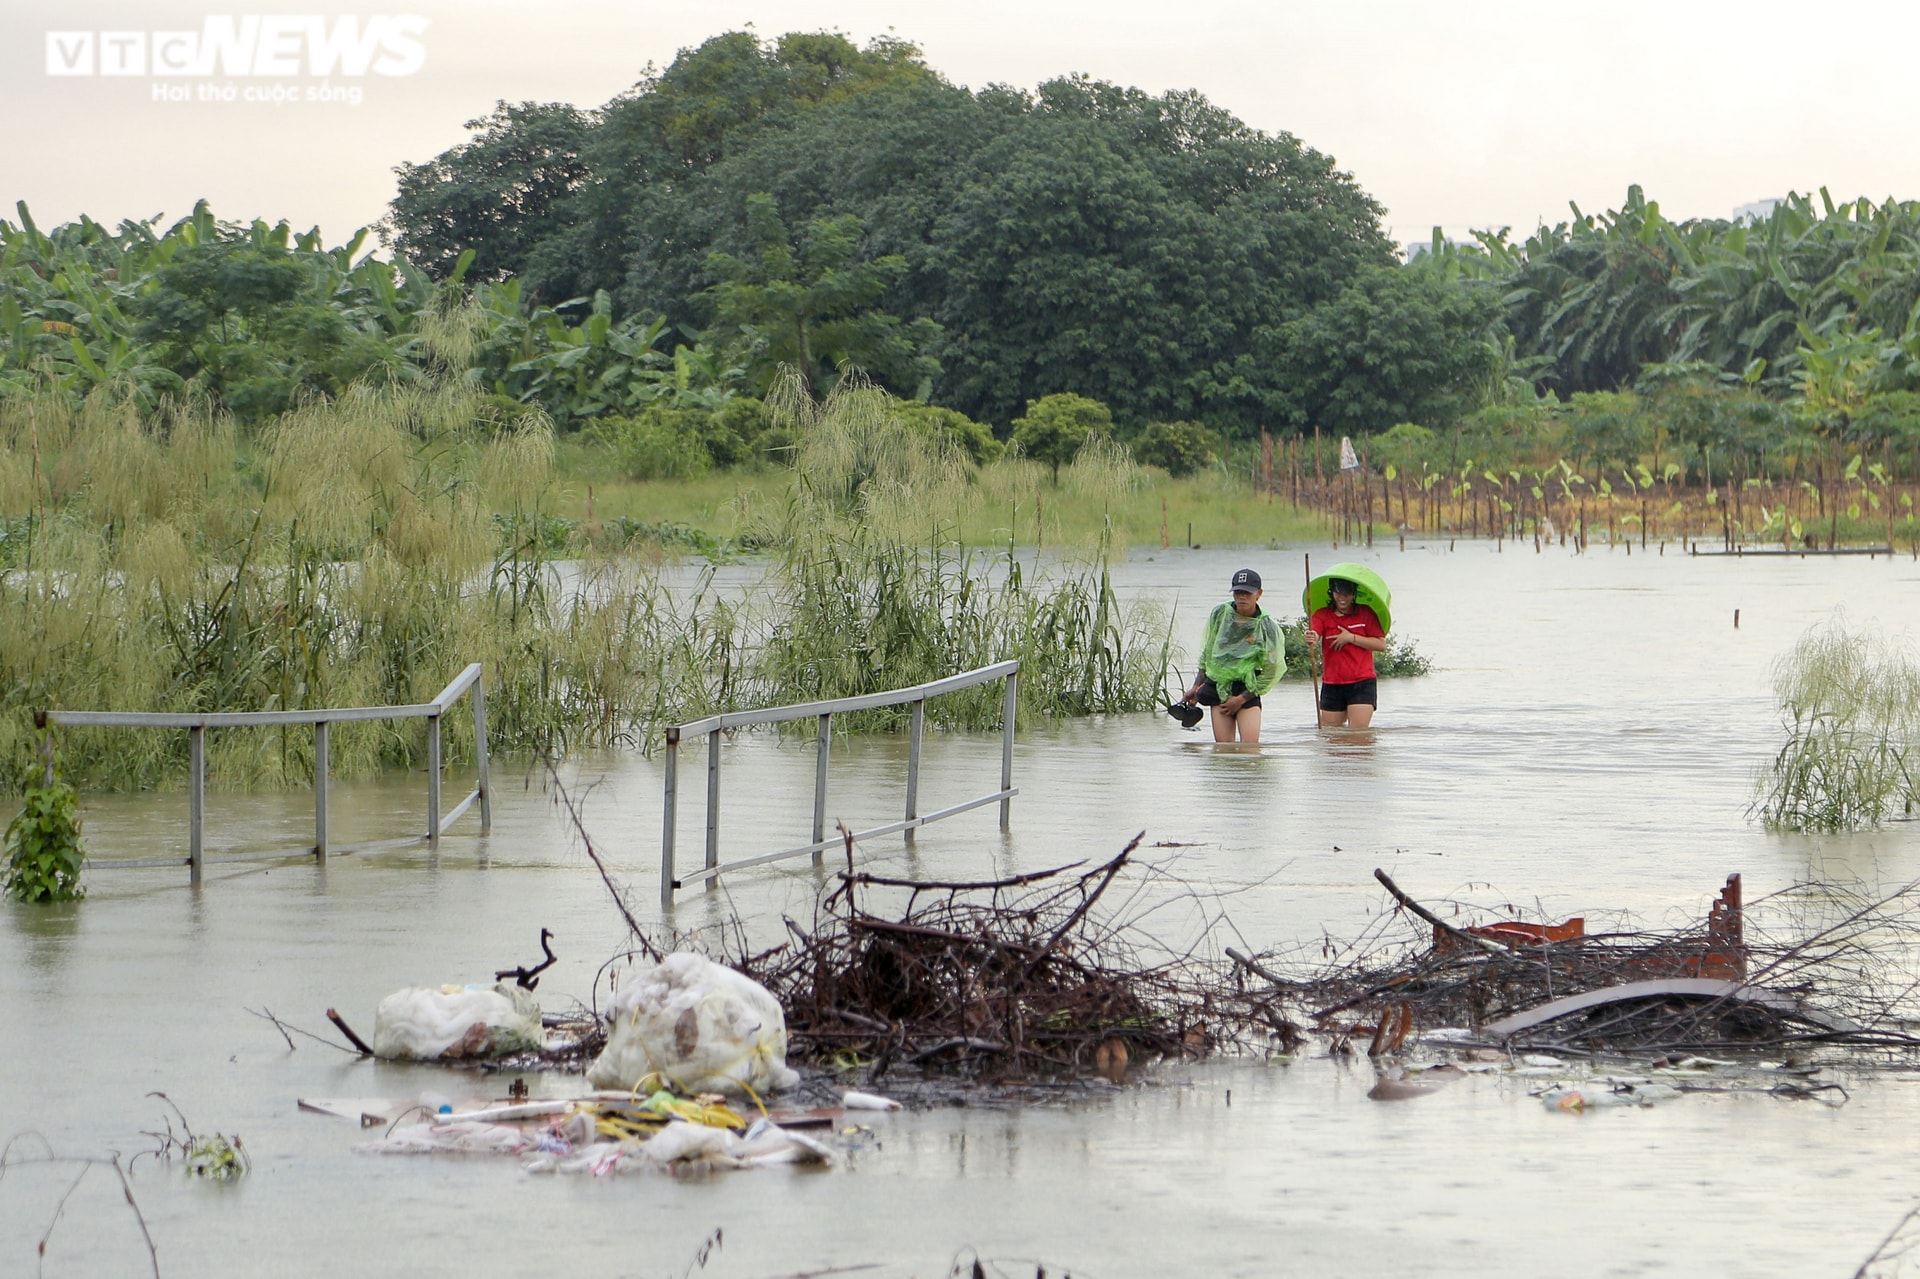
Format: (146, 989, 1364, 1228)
(326, 1008, 375, 1056)
(1375, 868, 1506, 955)
(545, 761, 662, 961)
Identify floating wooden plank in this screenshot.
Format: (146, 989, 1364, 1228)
(298, 1095, 491, 1124)
(1482, 977, 1863, 1039)
(297, 1097, 408, 1125)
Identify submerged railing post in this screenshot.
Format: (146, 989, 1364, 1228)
(812, 713, 832, 863)
(905, 698, 925, 843)
(705, 728, 721, 888)
(188, 724, 205, 887)
(426, 713, 442, 848)
(472, 671, 491, 835)
(656, 659, 1019, 892)
(660, 727, 680, 907)
(1000, 670, 1018, 829)
(314, 721, 329, 861)
(47, 659, 490, 879)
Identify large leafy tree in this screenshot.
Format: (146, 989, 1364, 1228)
(702, 194, 941, 398)
(387, 100, 593, 287)
(1256, 263, 1504, 433)
(386, 33, 1414, 431)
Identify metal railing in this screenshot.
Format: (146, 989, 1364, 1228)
(661, 660, 1019, 904)
(46, 663, 491, 886)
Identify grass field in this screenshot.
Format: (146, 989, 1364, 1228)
(554, 442, 1335, 550)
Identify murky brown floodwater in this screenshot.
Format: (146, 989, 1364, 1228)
(8, 540, 1920, 1276)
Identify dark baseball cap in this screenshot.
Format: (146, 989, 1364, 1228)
(1230, 568, 1261, 591)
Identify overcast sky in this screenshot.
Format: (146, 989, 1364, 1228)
(6, 0, 1920, 251)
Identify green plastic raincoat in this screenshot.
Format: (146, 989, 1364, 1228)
(1197, 602, 1284, 696)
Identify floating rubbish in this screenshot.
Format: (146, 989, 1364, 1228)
(841, 1089, 902, 1111)
(362, 1119, 536, 1155)
(371, 983, 544, 1061)
(348, 1085, 839, 1173)
(430, 1102, 570, 1125)
(586, 953, 798, 1097)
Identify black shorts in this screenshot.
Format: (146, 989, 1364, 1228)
(1319, 678, 1377, 712)
(1197, 677, 1261, 710)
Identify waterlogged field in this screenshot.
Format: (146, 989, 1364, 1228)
(8, 543, 1920, 1276)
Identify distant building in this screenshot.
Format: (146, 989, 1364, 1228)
(1403, 235, 1467, 263)
(1733, 198, 1783, 223)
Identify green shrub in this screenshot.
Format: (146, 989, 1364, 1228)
(704, 397, 770, 467)
(1132, 420, 1212, 476)
(1012, 393, 1113, 482)
(593, 407, 714, 480)
(753, 421, 801, 465)
(5, 777, 86, 902)
(894, 401, 1004, 465)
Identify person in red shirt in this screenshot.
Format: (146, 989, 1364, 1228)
(1309, 577, 1388, 728)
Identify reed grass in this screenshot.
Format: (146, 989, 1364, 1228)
(0, 378, 1172, 792)
(1754, 615, 1920, 830)
(753, 381, 1170, 730)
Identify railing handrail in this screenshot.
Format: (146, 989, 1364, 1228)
(661, 659, 1020, 905)
(45, 663, 486, 730)
(41, 662, 491, 886)
(667, 659, 1019, 741)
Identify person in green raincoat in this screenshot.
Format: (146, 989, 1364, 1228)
(1182, 567, 1285, 743)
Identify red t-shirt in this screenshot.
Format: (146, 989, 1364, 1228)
(1310, 605, 1384, 685)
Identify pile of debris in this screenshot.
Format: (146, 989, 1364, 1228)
(729, 847, 1920, 1076)
(329, 830, 1920, 1095)
(1245, 869, 1920, 1058)
(732, 834, 1301, 1081)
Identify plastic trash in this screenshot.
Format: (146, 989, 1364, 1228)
(356, 1120, 534, 1155)
(641, 1121, 738, 1166)
(1541, 1082, 1675, 1113)
(841, 1089, 902, 1112)
(586, 953, 799, 1098)
(371, 983, 544, 1061)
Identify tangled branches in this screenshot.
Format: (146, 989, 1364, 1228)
(733, 830, 1302, 1080)
(1251, 870, 1920, 1058)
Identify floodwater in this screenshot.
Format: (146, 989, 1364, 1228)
(8, 539, 1920, 1276)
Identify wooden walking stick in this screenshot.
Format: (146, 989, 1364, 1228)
(1304, 552, 1321, 727)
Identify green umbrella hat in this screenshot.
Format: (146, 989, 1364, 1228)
(1302, 562, 1392, 635)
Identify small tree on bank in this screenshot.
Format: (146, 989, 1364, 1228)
(1012, 393, 1113, 482)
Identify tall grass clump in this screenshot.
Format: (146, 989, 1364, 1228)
(1753, 615, 1920, 830)
(753, 378, 1170, 730)
(0, 383, 744, 791)
(0, 372, 1174, 794)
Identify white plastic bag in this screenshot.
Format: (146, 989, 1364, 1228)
(586, 953, 798, 1097)
(372, 982, 544, 1061)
